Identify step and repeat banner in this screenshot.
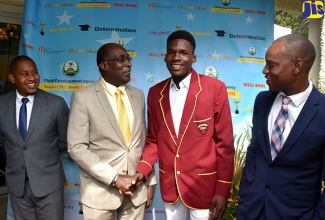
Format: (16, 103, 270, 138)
(8, 0, 274, 219)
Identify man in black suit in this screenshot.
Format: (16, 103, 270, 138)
(238, 34, 325, 219)
(0, 55, 69, 220)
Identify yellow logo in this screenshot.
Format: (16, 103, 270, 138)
(302, 0, 324, 19)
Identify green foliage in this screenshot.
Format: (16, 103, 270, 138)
(275, 10, 309, 37)
(223, 122, 252, 220)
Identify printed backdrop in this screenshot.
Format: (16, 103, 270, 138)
(8, 0, 274, 219)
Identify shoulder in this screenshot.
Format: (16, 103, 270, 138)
(72, 81, 98, 96)
(0, 91, 15, 107)
(199, 74, 225, 87)
(37, 89, 65, 103)
(149, 78, 170, 93)
(126, 84, 144, 96)
(309, 86, 325, 105)
(255, 90, 276, 103)
(0, 91, 15, 101)
(197, 74, 227, 95)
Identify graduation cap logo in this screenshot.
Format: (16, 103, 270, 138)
(149, 3, 155, 9)
(214, 30, 226, 37)
(78, 24, 90, 31)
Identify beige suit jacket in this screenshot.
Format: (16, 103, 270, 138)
(68, 80, 156, 210)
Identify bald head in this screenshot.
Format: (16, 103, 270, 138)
(274, 34, 316, 73)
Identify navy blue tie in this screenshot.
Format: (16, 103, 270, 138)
(19, 98, 29, 141)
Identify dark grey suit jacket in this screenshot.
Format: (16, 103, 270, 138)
(0, 89, 69, 197)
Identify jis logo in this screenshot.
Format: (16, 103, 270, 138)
(302, 0, 324, 19)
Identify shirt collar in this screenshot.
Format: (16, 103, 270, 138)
(16, 91, 35, 104)
(170, 73, 192, 90)
(101, 77, 126, 96)
(278, 80, 313, 107)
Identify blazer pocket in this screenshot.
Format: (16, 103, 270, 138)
(198, 170, 217, 176)
(45, 156, 60, 165)
(244, 167, 254, 182)
(288, 190, 320, 201)
(6, 160, 12, 168)
(192, 117, 212, 136)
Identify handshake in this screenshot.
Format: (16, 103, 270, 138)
(113, 172, 145, 196)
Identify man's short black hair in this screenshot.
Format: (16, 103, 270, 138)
(167, 30, 196, 52)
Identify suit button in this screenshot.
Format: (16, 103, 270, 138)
(23, 147, 27, 150)
(265, 185, 270, 190)
(176, 154, 179, 158)
(269, 164, 273, 169)
(22, 165, 25, 169)
(176, 171, 180, 175)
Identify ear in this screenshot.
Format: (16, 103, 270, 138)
(8, 74, 15, 84)
(99, 61, 108, 71)
(192, 54, 197, 63)
(293, 58, 303, 74)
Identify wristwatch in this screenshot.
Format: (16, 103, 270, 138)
(112, 173, 119, 187)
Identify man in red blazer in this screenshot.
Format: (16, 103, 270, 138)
(132, 30, 235, 220)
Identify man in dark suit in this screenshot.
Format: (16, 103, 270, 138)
(0, 55, 69, 220)
(132, 30, 235, 220)
(238, 34, 325, 219)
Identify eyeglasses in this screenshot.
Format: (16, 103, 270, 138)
(104, 56, 132, 63)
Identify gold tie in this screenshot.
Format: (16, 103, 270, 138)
(116, 89, 131, 145)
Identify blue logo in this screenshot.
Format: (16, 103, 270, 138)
(302, 0, 324, 19)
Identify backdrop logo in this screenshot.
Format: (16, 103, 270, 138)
(62, 61, 79, 77)
(302, 0, 324, 18)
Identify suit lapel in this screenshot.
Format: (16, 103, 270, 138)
(25, 90, 43, 143)
(126, 85, 139, 147)
(263, 93, 278, 162)
(159, 70, 201, 147)
(274, 87, 319, 161)
(95, 80, 126, 146)
(159, 78, 178, 146)
(177, 71, 201, 146)
(8, 92, 23, 143)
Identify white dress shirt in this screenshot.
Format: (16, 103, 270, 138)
(169, 73, 191, 137)
(15, 91, 35, 130)
(268, 81, 313, 147)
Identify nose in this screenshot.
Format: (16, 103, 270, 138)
(172, 53, 181, 61)
(125, 59, 132, 67)
(262, 65, 268, 75)
(27, 72, 35, 80)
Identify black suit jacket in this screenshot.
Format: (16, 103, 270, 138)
(0, 89, 69, 197)
(238, 86, 325, 220)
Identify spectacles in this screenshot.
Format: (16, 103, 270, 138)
(104, 56, 132, 63)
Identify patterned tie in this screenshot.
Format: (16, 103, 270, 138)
(270, 96, 291, 160)
(116, 89, 131, 145)
(19, 98, 29, 141)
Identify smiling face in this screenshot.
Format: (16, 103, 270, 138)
(98, 44, 132, 87)
(263, 41, 297, 95)
(164, 39, 196, 85)
(9, 58, 40, 97)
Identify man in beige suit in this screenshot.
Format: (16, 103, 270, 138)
(68, 43, 156, 220)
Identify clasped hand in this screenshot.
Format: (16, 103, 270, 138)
(114, 173, 145, 196)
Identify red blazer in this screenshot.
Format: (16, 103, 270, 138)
(137, 70, 235, 209)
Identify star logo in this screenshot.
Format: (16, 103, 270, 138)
(57, 10, 74, 25)
(245, 16, 254, 24)
(210, 51, 221, 60)
(186, 12, 195, 21)
(145, 72, 154, 81)
(96, 31, 134, 46)
(59, 62, 65, 71)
